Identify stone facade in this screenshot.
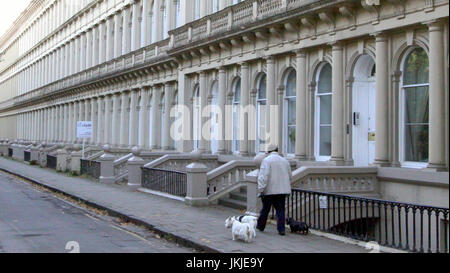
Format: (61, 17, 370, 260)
(0, 0, 448, 173)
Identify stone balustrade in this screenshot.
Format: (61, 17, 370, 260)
(206, 160, 256, 202)
(169, 0, 318, 48)
(2, 39, 170, 112)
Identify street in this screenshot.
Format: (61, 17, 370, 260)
(0, 171, 194, 253)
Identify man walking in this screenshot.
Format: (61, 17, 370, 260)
(256, 144, 292, 235)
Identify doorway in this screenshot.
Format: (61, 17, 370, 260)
(352, 55, 376, 166)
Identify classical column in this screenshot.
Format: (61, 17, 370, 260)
(114, 11, 122, 58)
(122, 6, 131, 55)
(97, 97, 104, 145)
(106, 16, 114, 61)
(218, 67, 227, 154)
(129, 89, 139, 146)
(240, 63, 250, 156)
(111, 93, 121, 146)
(154, 0, 162, 42)
(266, 56, 277, 149)
(200, 0, 208, 18)
(104, 95, 112, 144)
(90, 98, 98, 145)
(295, 50, 307, 160)
(80, 32, 86, 71)
(78, 100, 85, 143)
(75, 36, 80, 73)
(141, 0, 150, 47)
(92, 24, 99, 66)
(331, 43, 345, 164)
(374, 34, 390, 166)
(48, 107, 53, 142)
(120, 91, 130, 147)
(131, 0, 140, 51)
(427, 21, 447, 170)
(84, 99, 91, 123)
(63, 104, 68, 143)
(163, 83, 173, 150)
(68, 103, 73, 143)
(198, 72, 208, 153)
(138, 87, 150, 149)
(151, 86, 161, 150)
(98, 20, 106, 64)
(86, 28, 92, 68)
(55, 106, 60, 142)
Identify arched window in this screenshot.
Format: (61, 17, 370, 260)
(256, 74, 267, 153)
(315, 63, 332, 160)
(284, 70, 296, 155)
(232, 78, 241, 153)
(193, 86, 200, 149)
(401, 47, 429, 165)
(210, 81, 219, 154)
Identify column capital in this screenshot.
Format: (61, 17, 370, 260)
(263, 55, 276, 63)
(422, 18, 446, 29)
(371, 31, 388, 41)
(329, 41, 344, 50)
(218, 66, 227, 72)
(295, 49, 307, 58)
(239, 62, 249, 68)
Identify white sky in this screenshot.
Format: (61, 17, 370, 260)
(0, 0, 32, 38)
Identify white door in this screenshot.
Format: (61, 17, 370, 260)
(353, 79, 376, 166)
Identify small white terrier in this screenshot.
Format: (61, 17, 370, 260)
(225, 216, 258, 229)
(225, 217, 257, 243)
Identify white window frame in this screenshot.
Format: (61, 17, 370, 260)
(399, 47, 429, 169)
(283, 69, 296, 156)
(256, 74, 267, 154)
(193, 86, 200, 150)
(315, 63, 332, 162)
(232, 78, 241, 154)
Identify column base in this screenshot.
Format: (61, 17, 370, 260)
(330, 157, 346, 166)
(373, 160, 391, 167)
(426, 163, 448, 172)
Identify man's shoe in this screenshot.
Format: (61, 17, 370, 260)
(257, 227, 264, 232)
(279, 231, 286, 236)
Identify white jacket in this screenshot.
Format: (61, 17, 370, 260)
(257, 152, 292, 195)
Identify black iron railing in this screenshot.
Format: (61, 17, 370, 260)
(273, 189, 449, 253)
(8, 148, 12, 157)
(142, 167, 187, 198)
(24, 151, 31, 162)
(47, 155, 57, 169)
(80, 159, 101, 179)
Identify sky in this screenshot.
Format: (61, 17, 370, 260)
(0, 0, 32, 38)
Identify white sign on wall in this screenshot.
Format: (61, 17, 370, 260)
(76, 121, 93, 138)
(319, 196, 328, 209)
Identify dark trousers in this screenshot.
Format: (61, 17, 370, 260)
(257, 194, 287, 233)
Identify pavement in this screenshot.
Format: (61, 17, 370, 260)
(0, 157, 368, 253)
(0, 170, 193, 253)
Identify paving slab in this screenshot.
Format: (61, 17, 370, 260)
(0, 157, 368, 253)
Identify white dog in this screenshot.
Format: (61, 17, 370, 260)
(225, 217, 256, 243)
(225, 216, 258, 229)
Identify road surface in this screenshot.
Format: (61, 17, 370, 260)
(0, 171, 193, 253)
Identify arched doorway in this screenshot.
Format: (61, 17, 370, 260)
(352, 54, 376, 166)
